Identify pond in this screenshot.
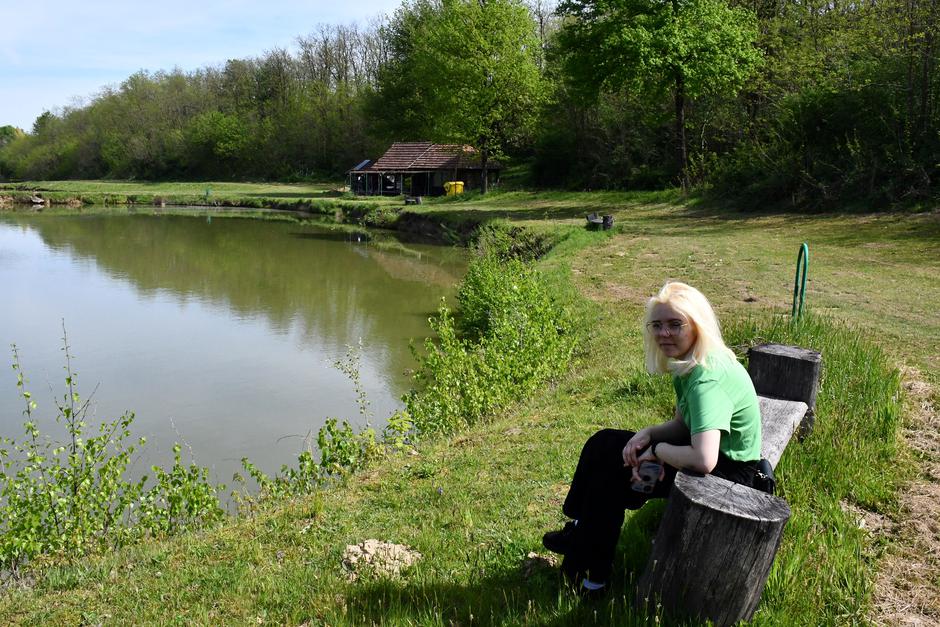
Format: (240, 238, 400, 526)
(0, 210, 465, 487)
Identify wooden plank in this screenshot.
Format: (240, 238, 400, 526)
(759, 396, 808, 468)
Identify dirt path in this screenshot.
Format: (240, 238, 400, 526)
(872, 369, 940, 625)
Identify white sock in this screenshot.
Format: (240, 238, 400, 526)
(581, 579, 605, 590)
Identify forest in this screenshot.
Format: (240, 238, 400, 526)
(0, 0, 937, 208)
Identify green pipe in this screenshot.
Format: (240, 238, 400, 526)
(792, 243, 809, 320)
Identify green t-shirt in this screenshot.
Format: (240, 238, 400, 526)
(672, 351, 762, 462)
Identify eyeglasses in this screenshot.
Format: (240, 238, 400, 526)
(646, 320, 689, 335)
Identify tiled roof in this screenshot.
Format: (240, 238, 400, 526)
(363, 142, 497, 171)
(372, 142, 435, 170)
(411, 144, 477, 169)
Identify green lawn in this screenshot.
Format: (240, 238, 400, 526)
(0, 179, 402, 214)
(1, 190, 937, 625)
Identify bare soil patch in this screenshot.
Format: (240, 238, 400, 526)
(872, 368, 940, 626)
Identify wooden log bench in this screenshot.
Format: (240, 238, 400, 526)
(585, 213, 614, 230)
(636, 344, 822, 626)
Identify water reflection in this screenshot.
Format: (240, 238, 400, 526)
(0, 213, 464, 483)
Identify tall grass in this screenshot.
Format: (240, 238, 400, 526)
(724, 312, 903, 623)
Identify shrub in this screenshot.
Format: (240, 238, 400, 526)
(235, 342, 394, 502)
(226, 228, 574, 500)
(405, 242, 576, 435)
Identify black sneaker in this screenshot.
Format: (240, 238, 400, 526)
(542, 521, 578, 554)
(560, 556, 607, 600)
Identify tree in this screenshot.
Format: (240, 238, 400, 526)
(372, 0, 546, 192)
(0, 125, 25, 147)
(556, 0, 762, 187)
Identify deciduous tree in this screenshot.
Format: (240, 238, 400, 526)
(372, 0, 546, 192)
(555, 0, 762, 187)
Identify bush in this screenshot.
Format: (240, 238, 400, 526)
(405, 239, 576, 435)
(708, 82, 940, 209)
(234, 342, 399, 502)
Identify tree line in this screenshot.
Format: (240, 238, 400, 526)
(1, 0, 937, 207)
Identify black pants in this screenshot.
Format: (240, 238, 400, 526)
(561, 428, 759, 582)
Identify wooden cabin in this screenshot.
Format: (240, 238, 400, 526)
(347, 142, 500, 196)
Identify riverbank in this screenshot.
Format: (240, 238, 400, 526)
(1, 191, 938, 624)
(0, 180, 493, 244)
(0, 180, 344, 207)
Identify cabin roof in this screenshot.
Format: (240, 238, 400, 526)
(352, 142, 499, 172)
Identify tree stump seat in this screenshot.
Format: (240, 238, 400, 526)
(585, 213, 613, 230)
(636, 343, 822, 626)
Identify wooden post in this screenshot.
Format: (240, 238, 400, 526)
(636, 473, 791, 626)
(748, 343, 822, 438)
(748, 343, 821, 407)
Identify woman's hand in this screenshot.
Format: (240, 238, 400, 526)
(622, 429, 651, 467)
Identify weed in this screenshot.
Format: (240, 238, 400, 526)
(0, 328, 222, 572)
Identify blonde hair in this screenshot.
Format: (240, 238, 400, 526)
(643, 282, 734, 376)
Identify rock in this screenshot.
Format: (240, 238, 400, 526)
(521, 551, 558, 578)
(341, 539, 422, 581)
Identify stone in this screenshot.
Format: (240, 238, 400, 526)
(341, 539, 422, 581)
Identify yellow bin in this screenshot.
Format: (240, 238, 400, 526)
(444, 181, 465, 196)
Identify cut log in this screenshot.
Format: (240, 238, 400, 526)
(748, 344, 822, 408)
(636, 472, 791, 626)
(749, 343, 822, 439)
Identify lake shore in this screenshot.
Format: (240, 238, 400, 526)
(0, 180, 492, 244)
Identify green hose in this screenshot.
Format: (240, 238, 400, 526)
(792, 243, 809, 320)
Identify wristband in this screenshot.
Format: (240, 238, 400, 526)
(652, 442, 660, 459)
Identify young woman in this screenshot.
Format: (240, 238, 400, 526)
(542, 282, 763, 597)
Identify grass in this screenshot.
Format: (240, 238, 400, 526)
(415, 189, 940, 378)
(0, 179, 402, 215)
(1, 188, 937, 624)
(0, 180, 339, 197)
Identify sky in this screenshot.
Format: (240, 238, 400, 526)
(0, 0, 402, 132)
